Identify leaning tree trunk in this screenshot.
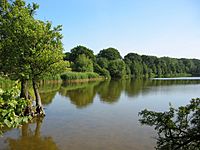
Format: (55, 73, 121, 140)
(20, 78, 29, 100)
(32, 79, 45, 116)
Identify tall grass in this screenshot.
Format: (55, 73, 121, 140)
(0, 77, 15, 90)
(60, 72, 100, 80)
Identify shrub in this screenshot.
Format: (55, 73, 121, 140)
(0, 85, 32, 132)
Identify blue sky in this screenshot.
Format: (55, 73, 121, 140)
(26, 0, 200, 59)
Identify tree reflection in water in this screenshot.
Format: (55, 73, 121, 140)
(39, 81, 61, 106)
(6, 118, 59, 150)
(39, 79, 200, 108)
(59, 81, 100, 108)
(97, 80, 124, 103)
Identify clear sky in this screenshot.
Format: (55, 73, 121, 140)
(26, 0, 200, 59)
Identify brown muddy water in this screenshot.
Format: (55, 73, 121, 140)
(0, 78, 200, 150)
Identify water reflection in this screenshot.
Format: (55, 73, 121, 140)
(39, 79, 200, 108)
(97, 80, 125, 103)
(59, 81, 100, 108)
(5, 118, 59, 150)
(39, 82, 61, 106)
(1, 78, 200, 150)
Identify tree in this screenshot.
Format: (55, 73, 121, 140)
(0, 0, 66, 115)
(97, 47, 122, 61)
(124, 53, 143, 77)
(73, 54, 93, 72)
(93, 63, 110, 78)
(139, 98, 200, 150)
(69, 45, 95, 62)
(96, 57, 109, 69)
(108, 59, 126, 78)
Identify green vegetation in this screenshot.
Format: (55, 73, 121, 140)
(0, 85, 32, 132)
(97, 47, 122, 61)
(60, 72, 100, 80)
(0, 0, 200, 136)
(73, 54, 93, 72)
(63, 46, 200, 79)
(0, 0, 67, 115)
(124, 53, 200, 78)
(107, 59, 126, 78)
(139, 98, 200, 150)
(0, 77, 15, 90)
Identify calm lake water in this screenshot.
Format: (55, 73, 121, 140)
(0, 78, 200, 150)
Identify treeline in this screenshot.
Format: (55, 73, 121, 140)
(64, 46, 200, 78)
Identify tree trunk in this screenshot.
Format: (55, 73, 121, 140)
(32, 79, 45, 116)
(20, 78, 28, 99)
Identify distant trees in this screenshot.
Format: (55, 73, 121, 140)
(123, 53, 200, 78)
(124, 53, 143, 77)
(108, 59, 126, 78)
(69, 46, 95, 62)
(97, 47, 122, 61)
(73, 54, 93, 72)
(63, 46, 200, 79)
(96, 48, 127, 78)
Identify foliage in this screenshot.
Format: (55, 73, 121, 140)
(93, 64, 110, 78)
(139, 98, 200, 150)
(0, 77, 14, 86)
(124, 52, 200, 78)
(65, 46, 200, 79)
(108, 59, 126, 78)
(69, 45, 95, 62)
(73, 54, 93, 72)
(97, 47, 122, 61)
(0, 85, 32, 131)
(0, 0, 66, 83)
(0, 0, 67, 115)
(96, 57, 109, 69)
(60, 72, 100, 80)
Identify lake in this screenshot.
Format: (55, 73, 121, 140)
(0, 78, 200, 150)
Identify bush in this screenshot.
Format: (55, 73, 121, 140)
(0, 85, 32, 132)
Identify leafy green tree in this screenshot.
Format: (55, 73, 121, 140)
(108, 59, 126, 78)
(97, 47, 122, 61)
(73, 54, 93, 72)
(93, 63, 110, 78)
(125, 64, 131, 77)
(69, 45, 95, 62)
(139, 98, 200, 150)
(63, 52, 71, 61)
(96, 57, 109, 69)
(0, 0, 66, 115)
(124, 53, 143, 77)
